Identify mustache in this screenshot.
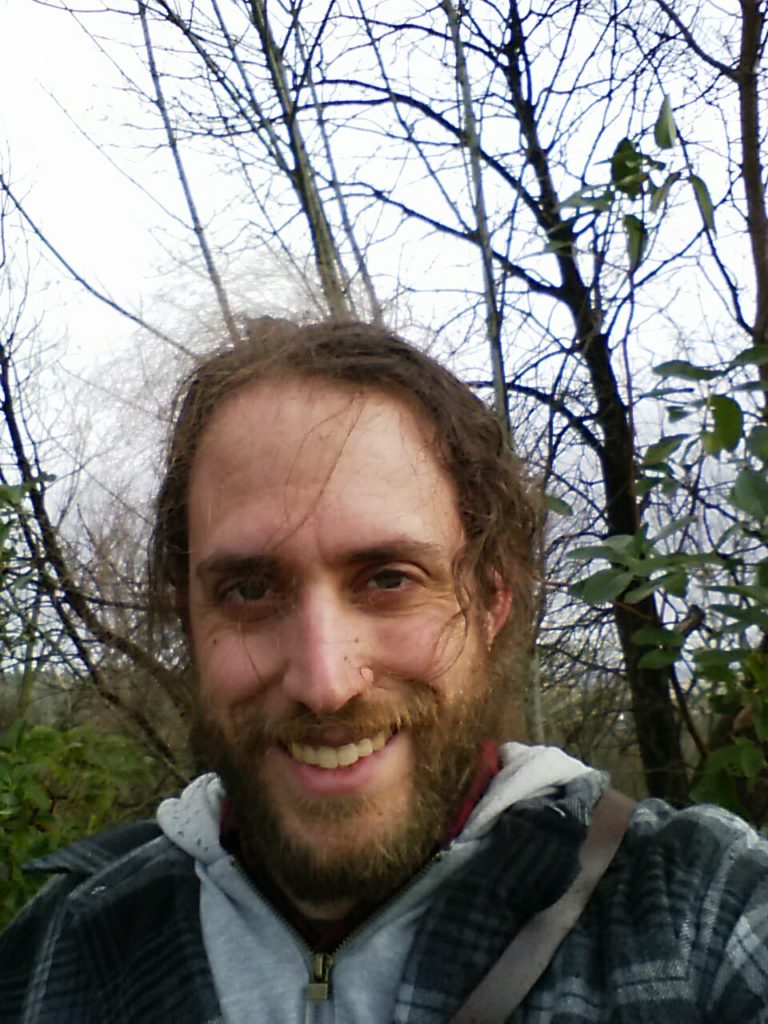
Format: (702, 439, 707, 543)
(216, 689, 443, 750)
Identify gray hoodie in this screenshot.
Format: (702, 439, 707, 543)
(157, 743, 604, 1024)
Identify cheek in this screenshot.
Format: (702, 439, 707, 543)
(373, 608, 467, 685)
(194, 627, 282, 705)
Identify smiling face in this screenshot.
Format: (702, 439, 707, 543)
(186, 378, 511, 913)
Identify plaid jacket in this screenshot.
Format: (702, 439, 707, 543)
(2, 786, 767, 1023)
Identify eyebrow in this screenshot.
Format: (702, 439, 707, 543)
(343, 541, 445, 566)
(195, 553, 278, 581)
(194, 539, 446, 581)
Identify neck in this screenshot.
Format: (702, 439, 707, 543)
(289, 893, 358, 922)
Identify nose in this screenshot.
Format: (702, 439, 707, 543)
(281, 588, 368, 713)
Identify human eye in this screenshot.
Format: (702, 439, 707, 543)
(365, 568, 412, 591)
(218, 572, 281, 607)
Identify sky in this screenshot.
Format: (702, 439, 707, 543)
(0, 2, 201, 524)
(1, 2, 458, 366)
(0, 1, 189, 369)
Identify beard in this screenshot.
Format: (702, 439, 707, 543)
(191, 649, 503, 909)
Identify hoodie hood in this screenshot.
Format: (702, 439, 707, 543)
(157, 741, 601, 863)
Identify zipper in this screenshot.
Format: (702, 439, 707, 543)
(231, 856, 338, 1014)
(231, 849, 444, 1016)
(306, 952, 333, 1001)
(303, 951, 334, 1024)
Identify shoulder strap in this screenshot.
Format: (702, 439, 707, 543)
(447, 788, 636, 1024)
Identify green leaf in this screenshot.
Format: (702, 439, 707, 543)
(663, 571, 688, 596)
(643, 434, 687, 466)
(655, 471, 679, 491)
(632, 625, 684, 647)
(569, 533, 641, 563)
(623, 213, 647, 272)
(652, 359, 721, 381)
(730, 468, 768, 520)
(544, 494, 573, 517)
(0, 484, 28, 507)
(654, 96, 678, 149)
(710, 602, 768, 628)
(703, 745, 742, 774)
(636, 475, 662, 497)
(690, 174, 715, 231)
(709, 692, 741, 717)
(648, 384, 693, 400)
(666, 406, 692, 423)
(631, 626, 668, 645)
(623, 577, 662, 603)
(559, 188, 613, 212)
(736, 739, 765, 779)
(731, 345, 768, 368)
(747, 426, 768, 462)
(638, 648, 680, 669)
(752, 702, 768, 743)
(735, 380, 768, 394)
(690, 771, 742, 816)
(611, 139, 646, 197)
(745, 652, 768, 688)
(572, 569, 634, 605)
(624, 570, 688, 603)
(649, 171, 681, 213)
(603, 533, 644, 556)
(701, 395, 743, 454)
(1, 721, 27, 750)
(569, 544, 616, 562)
(694, 646, 739, 669)
(22, 780, 51, 813)
(652, 515, 694, 542)
(710, 581, 768, 601)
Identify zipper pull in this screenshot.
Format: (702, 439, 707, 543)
(305, 952, 333, 1002)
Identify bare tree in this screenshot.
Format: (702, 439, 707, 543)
(10, 0, 768, 806)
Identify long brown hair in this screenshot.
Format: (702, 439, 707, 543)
(150, 318, 537, 673)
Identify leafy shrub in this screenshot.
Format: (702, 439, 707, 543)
(0, 720, 157, 929)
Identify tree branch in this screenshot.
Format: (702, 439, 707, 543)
(139, 1, 238, 342)
(0, 174, 191, 356)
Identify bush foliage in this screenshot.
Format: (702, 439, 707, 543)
(0, 720, 157, 929)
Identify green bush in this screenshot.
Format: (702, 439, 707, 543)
(0, 720, 158, 929)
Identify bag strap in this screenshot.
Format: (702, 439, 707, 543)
(447, 788, 636, 1024)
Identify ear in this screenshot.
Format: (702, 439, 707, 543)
(485, 583, 513, 644)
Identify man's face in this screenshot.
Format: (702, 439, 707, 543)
(186, 378, 510, 910)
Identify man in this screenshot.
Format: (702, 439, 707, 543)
(2, 319, 767, 1022)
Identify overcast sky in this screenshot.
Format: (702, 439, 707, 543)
(0, 1, 187, 369)
(0, 0, 741, 376)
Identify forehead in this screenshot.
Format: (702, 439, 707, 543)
(187, 378, 463, 559)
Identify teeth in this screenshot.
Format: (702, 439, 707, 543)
(317, 746, 339, 769)
(289, 731, 390, 769)
(337, 743, 358, 767)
